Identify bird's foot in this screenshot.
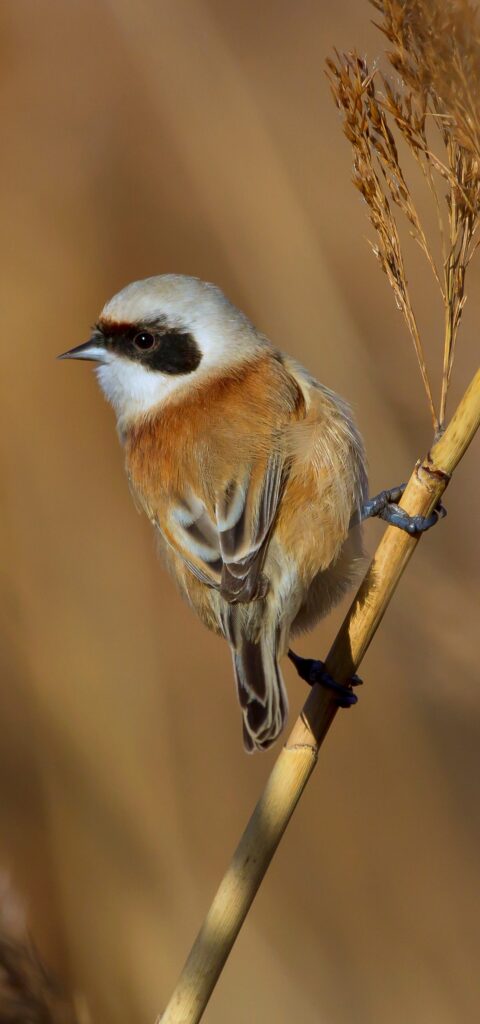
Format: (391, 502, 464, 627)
(288, 649, 361, 708)
(362, 484, 446, 535)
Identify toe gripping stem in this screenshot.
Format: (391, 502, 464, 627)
(288, 650, 361, 708)
(362, 484, 446, 535)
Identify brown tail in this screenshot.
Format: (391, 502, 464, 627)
(232, 632, 288, 752)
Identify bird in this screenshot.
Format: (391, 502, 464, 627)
(59, 274, 368, 752)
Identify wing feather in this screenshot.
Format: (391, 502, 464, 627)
(217, 452, 286, 604)
(167, 452, 287, 605)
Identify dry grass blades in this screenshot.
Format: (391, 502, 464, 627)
(0, 932, 79, 1024)
(326, 0, 480, 434)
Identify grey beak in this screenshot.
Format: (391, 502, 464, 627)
(57, 338, 108, 362)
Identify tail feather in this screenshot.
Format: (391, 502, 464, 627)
(232, 633, 288, 752)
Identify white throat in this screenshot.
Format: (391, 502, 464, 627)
(96, 355, 186, 428)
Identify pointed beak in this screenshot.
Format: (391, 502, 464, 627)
(57, 338, 108, 363)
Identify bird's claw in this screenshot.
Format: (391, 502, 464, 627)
(362, 484, 446, 535)
(288, 650, 360, 708)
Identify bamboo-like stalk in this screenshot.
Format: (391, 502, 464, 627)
(158, 365, 480, 1024)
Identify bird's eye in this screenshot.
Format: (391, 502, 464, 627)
(133, 331, 156, 351)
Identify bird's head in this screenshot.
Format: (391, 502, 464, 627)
(59, 275, 262, 428)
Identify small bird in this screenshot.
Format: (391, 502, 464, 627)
(60, 275, 368, 752)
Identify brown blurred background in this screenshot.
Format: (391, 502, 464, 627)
(1, 1, 479, 1022)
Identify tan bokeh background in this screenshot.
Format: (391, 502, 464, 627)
(1, 2, 479, 1022)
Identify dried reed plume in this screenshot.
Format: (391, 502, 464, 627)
(326, 0, 480, 432)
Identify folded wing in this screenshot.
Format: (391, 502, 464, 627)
(167, 452, 289, 750)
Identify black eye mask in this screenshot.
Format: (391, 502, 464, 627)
(95, 320, 202, 375)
